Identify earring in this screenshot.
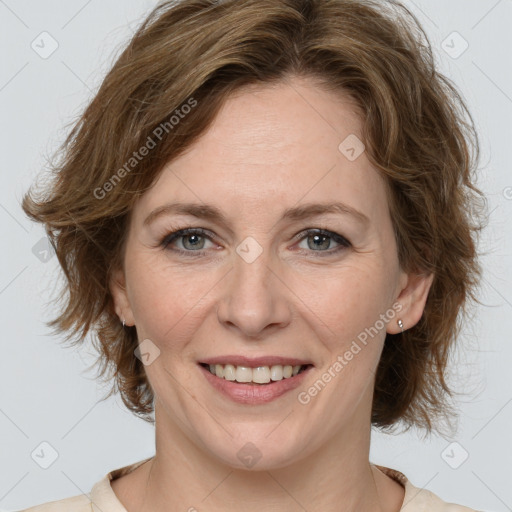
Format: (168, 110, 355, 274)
(397, 319, 404, 333)
(122, 318, 125, 328)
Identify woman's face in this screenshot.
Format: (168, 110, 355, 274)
(111, 75, 432, 470)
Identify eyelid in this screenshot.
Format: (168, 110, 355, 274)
(291, 227, 350, 244)
(292, 228, 351, 255)
(160, 227, 217, 250)
(160, 226, 351, 256)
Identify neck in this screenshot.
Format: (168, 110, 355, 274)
(137, 405, 386, 512)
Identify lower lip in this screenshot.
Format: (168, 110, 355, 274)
(198, 364, 312, 405)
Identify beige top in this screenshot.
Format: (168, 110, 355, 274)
(19, 458, 478, 511)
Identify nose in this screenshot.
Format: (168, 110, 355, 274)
(216, 248, 292, 339)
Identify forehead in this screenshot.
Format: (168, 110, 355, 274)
(133, 77, 389, 228)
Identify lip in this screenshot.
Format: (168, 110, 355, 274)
(199, 355, 313, 367)
(198, 363, 313, 405)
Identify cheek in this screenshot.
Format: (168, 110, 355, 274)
(290, 263, 392, 347)
(125, 242, 397, 356)
(125, 253, 216, 340)
(291, 269, 394, 409)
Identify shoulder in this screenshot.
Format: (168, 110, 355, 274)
(401, 485, 479, 512)
(15, 457, 152, 512)
(16, 494, 91, 512)
(375, 465, 479, 512)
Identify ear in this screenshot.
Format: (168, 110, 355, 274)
(387, 269, 434, 334)
(109, 267, 135, 327)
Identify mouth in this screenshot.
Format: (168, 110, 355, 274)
(197, 356, 315, 404)
(199, 362, 313, 385)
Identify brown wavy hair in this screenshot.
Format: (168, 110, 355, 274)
(21, 0, 487, 434)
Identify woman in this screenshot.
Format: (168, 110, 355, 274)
(20, 0, 486, 510)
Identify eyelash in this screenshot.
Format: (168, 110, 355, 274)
(159, 227, 351, 257)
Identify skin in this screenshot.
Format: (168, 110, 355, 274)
(110, 75, 434, 512)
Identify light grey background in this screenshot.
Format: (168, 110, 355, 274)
(0, 1, 511, 510)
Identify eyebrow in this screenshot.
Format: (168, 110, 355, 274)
(143, 201, 370, 228)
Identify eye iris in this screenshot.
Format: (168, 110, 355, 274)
(308, 234, 330, 251)
(183, 234, 204, 250)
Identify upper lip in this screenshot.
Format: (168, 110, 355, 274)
(199, 355, 313, 367)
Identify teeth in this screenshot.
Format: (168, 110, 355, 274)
(205, 363, 306, 383)
(235, 366, 253, 383)
(215, 364, 224, 378)
(224, 364, 236, 381)
(270, 365, 283, 381)
(253, 366, 271, 384)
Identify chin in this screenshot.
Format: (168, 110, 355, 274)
(198, 425, 313, 472)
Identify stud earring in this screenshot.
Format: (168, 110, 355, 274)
(397, 319, 404, 333)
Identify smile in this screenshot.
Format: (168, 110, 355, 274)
(200, 363, 312, 384)
(198, 360, 314, 404)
